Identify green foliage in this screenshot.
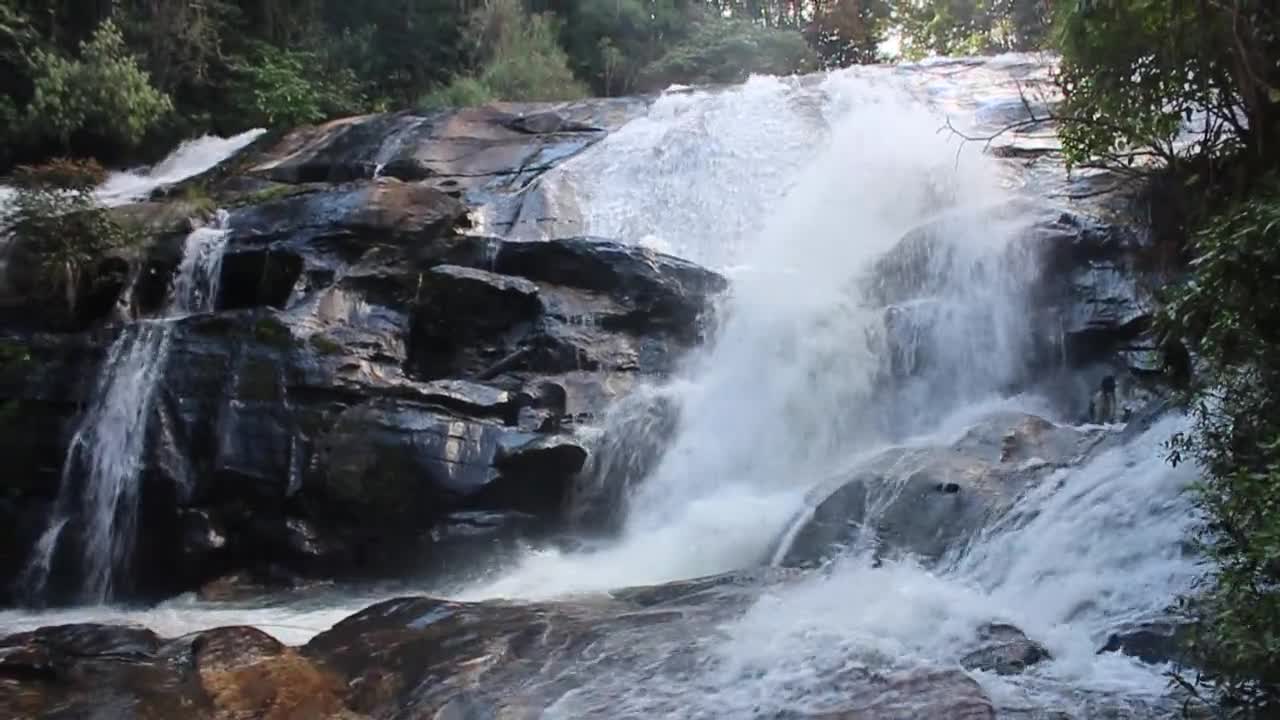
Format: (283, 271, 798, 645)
(1054, 1, 1279, 173)
(892, 0, 1052, 59)
(807, 0, 892, 68)
(557, 0, 691, 96)
(639, 18, 818, 90)
(1, 0, 902, 167)
(23, 20, 172, 150)
(418, 77, 495, 111)
(228, 42, 364, 128)
(1, 159, 137, 314)
(471, 0, 589, 102)
(419, 0, 586, 107)
(1159, 181, 1280, 713)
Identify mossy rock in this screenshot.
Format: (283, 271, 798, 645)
(252, 316, 295, 349)
(309, 334, 345, 356)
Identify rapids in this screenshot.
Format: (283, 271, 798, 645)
(0, 56, 1201, 717)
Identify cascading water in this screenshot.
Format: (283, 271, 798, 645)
(0, 56, 1203, 717)
(93, 129, 266, 206)
(463, 65, 1047, 598)
(456, 57, 1201, 713)
(21, 214, 232, 604)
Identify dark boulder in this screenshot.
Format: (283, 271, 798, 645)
(0, 622, 361, 719)
(490, 236, 727, 338)
(239, 107, 614, 196)
(1098, 620, 1191, 666)
(407, 264, 543, 378)
(961, 623, 1052, 675)
(1, 100, 728, 606)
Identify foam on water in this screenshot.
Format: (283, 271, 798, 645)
(0, 57, 1204, 717)
(462, 67, 1040, 600)
(94, 129, 266, 206)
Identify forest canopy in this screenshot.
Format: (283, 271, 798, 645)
(0, 0, 1054, 169)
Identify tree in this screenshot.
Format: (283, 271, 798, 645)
(420, 0, 587, 108)
(1055, 0, 1278, 174)
(1050, 1, 1280, 714)
(228, 41, 363, 128)
(23, 19, 173, 151)
(639, 16, 818, 90)
(806, 0, 892, 68)
(892, 0, 1052, 59)
(1159, 180, 1280, 715)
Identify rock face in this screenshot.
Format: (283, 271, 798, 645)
(776, 411, 1105, 568)
(0, 571, 996, 720)
(0, 104, 724, 605)
(961, 623, 1052, 675)
(1098, 620, 1191, 666)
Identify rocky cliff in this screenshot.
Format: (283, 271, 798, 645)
(0, 102, 729, 605)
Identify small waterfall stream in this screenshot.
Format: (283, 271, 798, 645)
(21, 215, 232, 604)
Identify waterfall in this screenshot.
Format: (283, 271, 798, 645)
(94, 129, 266, 207)
(452, 57, 1199, 714)
(0, 55, 1202, 718)
(21, 215, 232, 604)
(462, 65, 1047, 598)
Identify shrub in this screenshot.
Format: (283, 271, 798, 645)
(638, 19, 817, 90)
(418, 76, 495, 111)
(2, 159, 136, 315)
(420, 0, 587, 107)
(228, 42, 365, 129)
(24, 20, 173, 150)
(1160, 179, 1280, 713)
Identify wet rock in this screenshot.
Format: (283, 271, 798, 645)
(0, 568, 1005, 719)
(490, 236, 727, 338)
(227, 178, 468, 249)
(312, 399, 507, 527)
(493, 434, 588, 477)
(408, 265, 543, 379)
(568, 388, 680, 533)
(0, 622, 362, 719)
(193, 626, 361, 720)
(218, 247, 305, 310)
(777, 413, 1102, 568)
(961, 623, 1052, 675)
(243, 107, 612, 194)
(798, 669, 995, 719)
(1098, 621, 1190, 666)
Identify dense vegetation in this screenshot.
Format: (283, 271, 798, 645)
(0, 0, 1061, 171)
(1051, 0, 1280, 715)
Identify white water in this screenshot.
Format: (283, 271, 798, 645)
(0, 57, 1201, 716)
(94, 129, 266, 206)
(20, 216, 233, 604)
(463, 64, 1044, 600)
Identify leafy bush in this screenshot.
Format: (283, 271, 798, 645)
(228, 42, 365, 128)
(639, 19, 817, 91)
(418, 0, 586, 108)
(418, 77, 495, 111)
(472, 0, 588, 102)
(1160, 180, 1280, 714)
(1055, 1, 1278, 173)
(23, 20, 173, 150)
(2, 159, 135, 315)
